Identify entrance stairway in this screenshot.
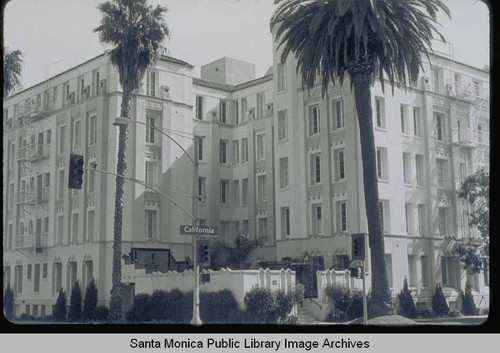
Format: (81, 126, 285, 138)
(296, 306, 317, 324)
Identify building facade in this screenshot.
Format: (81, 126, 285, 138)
(3, 35, 489, 317)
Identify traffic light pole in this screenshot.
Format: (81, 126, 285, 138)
(190, 135, 202, 326)
(362, 259, 368, 325)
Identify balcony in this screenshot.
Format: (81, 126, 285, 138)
(35, 232, 49, 253)
(15, 189, 36, 204)
(17, 144, 50, 161)
(36, 187, 50, 204)
(446, 81, 489, 101)
(13, 235, 33, 249)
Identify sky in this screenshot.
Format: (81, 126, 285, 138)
(3, 0, 490, 90)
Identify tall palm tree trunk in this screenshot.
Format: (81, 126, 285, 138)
(109, 89, 132, 321)
(352, 74, 394, 317)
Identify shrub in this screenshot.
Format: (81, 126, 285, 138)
(448, 309, 462, 318)
(274, 290, 294, 323)
(53, 289, 67, 321)
(3, 283, 14, 320)
(67, 281, 82, 322)
(397, 277, 418, 319)
(290, 284, 305, 306)
(200, 290, 239, 323)
(417, 308, 434, 319)
(461, 282, 478, 316)
(346, 292, 364, 320)
(480, 308, 489, 316)
(244, 287, 276, 323)
(431, 284, 449, 316)
(94, 306, 109, 322)
(82, 279, 98, 321)
(282, 316, 300, 325)
(323, 284, 350, 321)
(126, 293, 151, 322)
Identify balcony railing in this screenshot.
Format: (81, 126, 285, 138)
(14, 235, 33, 249)
(17, 144, 50, 161)
(37, 187, 49, 203)
(15, 189, 36, 204)
(35, 232, 49, 253)
(446, 81, 489, 101)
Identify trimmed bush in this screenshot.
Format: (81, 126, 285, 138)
(53, 289, 67, 321)
(461, 282, 478, 316)
(448, 309, 462, 318)
(3, 283, 14, 320)
(290, 284, 305, 306)
(346, 292, 364, 320)
(274, 290, 294, 323)
(82, 279, 98, 321)
(324, 284, 350, 321)
(68, 281, 82, 321)
(431, 284, 449, 316)
(398, 277, 418, 319)
(244, 287, 276, 323)
(417, 308, 434, 319)
(94, 306, 109, 321)
(126, 293, 152, 322)
(200, 289, 239, 323)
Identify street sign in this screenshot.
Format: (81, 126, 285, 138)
(180, 225, 218, 237)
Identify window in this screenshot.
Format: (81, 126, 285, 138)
(145, 161, 156, 187)
(89, 115, 97, 146)
(333, 99, 344, 130)
(72, 213, 79, 244)
(379, 201, 390, 233)
(312, 204, 323, 234)
(146, 70, 155, 97)
(333, 255, 350, 271)
(281, 207, 290, 237)
(46, 130, 52, 144)
(242, 220, 249, 235)
(242, 179, 248, 205)
(42, 263, 48, 279)
(198, 177, 206, 199)
(278, 110, 288, 140)
(145, 210, 157, 239)
(87, 167, 95, 193)
(73, 120, 81, 150)
(442, 257, 460, 288)
(334, 149, 345, 181)
(415, 155, 424, 186)
(59, 125, 66, 154)
(220, 221, 229, 239)
(234, 100, 239, 124)
(256, 133, 265, 161)
(87, 210, 94, 242)
(94, 70, 100, 95)
(473, 80, 480, 97)
(420, 256, 431, 287)
(52, 263, 62, 295)
(279, 157, 289, 188)
(436, 159, 447, 188)
(258, 218, 268, 240)
(405, 203, 412, 234)
(418, 204, 426, 236)
(336, 201, 348, 232)
(27, 264, 32, 280)
(308, 105, 320, 135)
(413, 107, 421, 137)
(257, 175, 267, 203)
(196, 96, 203, 120)
(242, 138, 248, 163)
(43, 217, 49, 233)
(219, 100, 227, 123)
(34, 264, 40, 292)
(67, 261, 78, 290)
(277, 62, 286, 92)
(375, 97, 385, 128)
(57, 215, 64, 245)
(408, 255, 417, 287)
(233, 180, 240, 205)
(10, 143, 15, 169)
(241, 97, 248, 123)
(220, 180, 229, 204)
(146, 116, 156, 143)
(52, 86, 58, 101)
(376, 148, 388, 180)
(403, 153, 411, 184)
(435, 114, 444, 141)
(432, 67, 439, 92)
(219, 140, 228, 164)
(58, 169, 65, 199)
(257, 93, 265, 117)
(400, 105, 409, 134)
(385, 254, 393, 288)
(310, 153, 321, 184)
(198, 138, 203, 161)
(14, 265, 23, 294)
(233, 140, 239, 164)
(438, 207, 448, 236)
(478, 124, 483, 143)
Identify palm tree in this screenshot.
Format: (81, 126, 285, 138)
(272, 0, 449, 317)
(95, 0, 169, 321)
(3, 47, 23, 98)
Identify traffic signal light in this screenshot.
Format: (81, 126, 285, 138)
(351, 233, 366, 261)
(68, 154, 84, 189)
(198, 241, 210, 266)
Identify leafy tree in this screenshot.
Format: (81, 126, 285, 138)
(210, 234, 264, 270)
(431, 284, 449, 316)
(461, 282, 478, 316)
(397, 277, 417, 319)
(3, 47, 23, 98)
(244, 287, 277, 323)
(3, 283, 14, 320)
(53, 289, 67, 321)
(95, 0, 170, 321)
(271, 0, 449, 317)
(82, 279, 98, 321)
(455, 168, 489, 274)
(68, 281, 82, 321)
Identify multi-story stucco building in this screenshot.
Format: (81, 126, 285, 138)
(3, 31, 489, 317)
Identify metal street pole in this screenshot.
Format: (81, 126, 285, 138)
(190, 135, 202, 325)
(362, 258, 368, 325)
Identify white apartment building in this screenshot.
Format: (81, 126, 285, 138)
(3, 33, 489, 316)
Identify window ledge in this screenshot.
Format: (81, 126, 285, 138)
(404, 183, 413, 188)
(278, 138, 289, 143)
(378, 178, 390, 184)
(375, 127, 386, 132)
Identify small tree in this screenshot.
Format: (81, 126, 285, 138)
(82, 279, 98, 321)
(3, 283, 14, 320)
(431, 284, 449, 316)
(244, 287, 276, 323)
(67, 281, 82, 321)
(53, 289, 67, 321)
(461, 282, 478, 316)
(397, 277, 417, 319)
(210, 235, 264, 270)
(274, 290, 294, 323)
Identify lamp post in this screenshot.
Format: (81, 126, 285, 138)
(113, 117, 203, 325)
